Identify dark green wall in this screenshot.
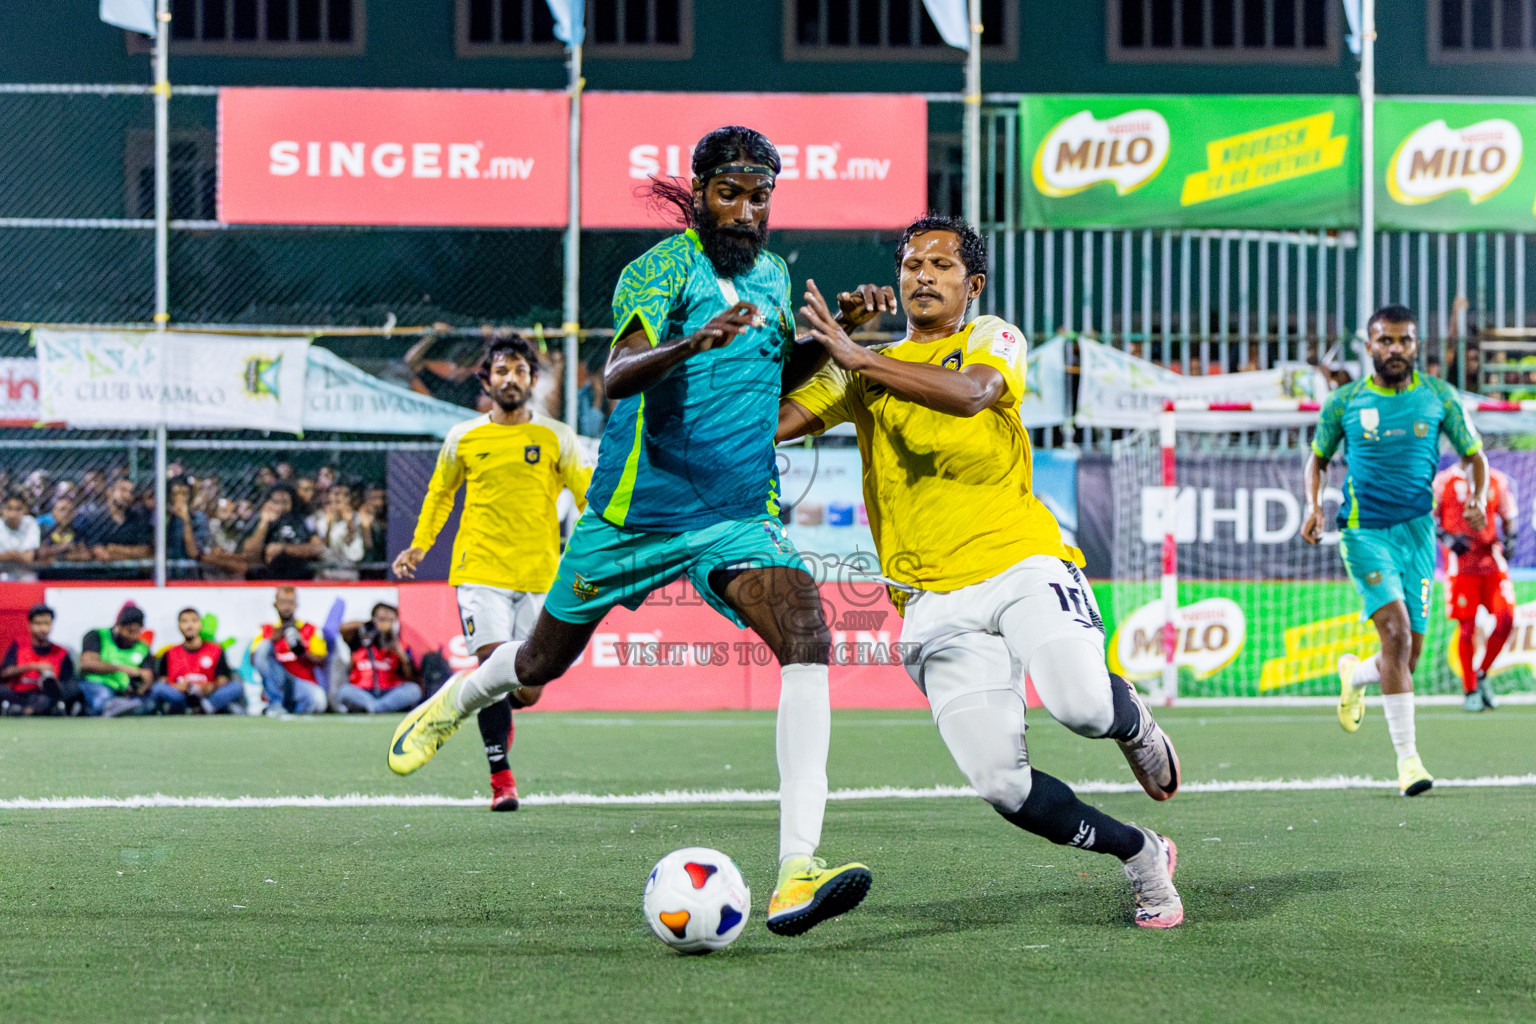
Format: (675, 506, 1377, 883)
(4, 2, 1531, 96)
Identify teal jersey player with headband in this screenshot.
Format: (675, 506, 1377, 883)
(1303, 304, 1490, 799)
(388, 126, 893, 939)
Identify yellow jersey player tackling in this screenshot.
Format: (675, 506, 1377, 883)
(393, 334, 589, 811)
(778, 215, 1185, 928)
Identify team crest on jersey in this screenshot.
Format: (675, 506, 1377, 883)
(1366, 570, 1383, 586)
(1359, 407, 1381, 441)
(573, 574, 600, 601)
(941, 349, 963, 371)
(464, 616, 476, 639)
(1414, 421, 1429, 438)
(524, 445, 541, 464)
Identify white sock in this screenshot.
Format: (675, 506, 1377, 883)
(1353, 654, 1381, 688)
(776, 663, 830, 867)
(454, 641, 523, 714)
(1382, 692, 1418, 761)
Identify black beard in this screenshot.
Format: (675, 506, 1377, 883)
(491, 391, 528, 414)
(1372, 355, 1413, 386)
(695, 204, 768, 279)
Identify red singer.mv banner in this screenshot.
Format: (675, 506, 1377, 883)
(218, 88, 569, 227)
(580, 92, 928, 230)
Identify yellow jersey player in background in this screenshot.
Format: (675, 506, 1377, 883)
(393, 333, 590, 811)
(778, 215, 1186, 929)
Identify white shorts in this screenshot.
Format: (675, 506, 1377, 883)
(901, 555, 1106, 716)
(456, 584, 545, 653)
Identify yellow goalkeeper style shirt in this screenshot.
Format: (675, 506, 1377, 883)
(410, 412, 591, 591)
(788, 315, 1077, 604)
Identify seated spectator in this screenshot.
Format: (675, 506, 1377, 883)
(77, 477, 153, 563)
(314, 484, 366, 581)
(360, 484, 388, 563)
(0, 492, 41, 574)
(36, 481, 76, 531)
(193, 474, 221, 515)
(0, 604, 76, 716)
(75, 469, 108, 520)
(240, 485, 323, 580)
(255, 464, 278, 490)
(165, 475, 209, 563)
(78, 604, 155, 717)
(253, 586, 328, 714)
(150, 608, 245, 715)
(315, 465, 338, 496)
(36, 494, 82, 563)
(19, 470, 51, 515)
(200, 497, 250, 579)
(336, 603, 420, 714)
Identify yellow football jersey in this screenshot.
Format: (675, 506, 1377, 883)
(788, 315, 1076, 602)
(411, 412, 591, 591)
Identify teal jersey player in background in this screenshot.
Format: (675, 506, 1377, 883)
(1303, 304, 1489, 797)
(389, 125, 900, 939)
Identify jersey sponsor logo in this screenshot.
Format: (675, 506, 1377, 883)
(989, 328, 1021, 363)
(941, 349, 963, 371)
(573, 574, 600, 601)
(524, 444, 541, 464)
(1359, 407, 1381, 441)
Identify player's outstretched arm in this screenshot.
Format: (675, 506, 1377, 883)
(1301, 452, 1329, 544)
(800, 280, 1001, 417)
(1461, 450, 1490, 533)
(605, 303, 760, 400)
(782, 284, 897, 395)
(777, 399, 826, 443)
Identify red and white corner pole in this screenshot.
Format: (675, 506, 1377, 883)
(1159, 401, 1178, 706)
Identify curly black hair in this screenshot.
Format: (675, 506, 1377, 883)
(644, 125, 782, 228)
(893, 214, 989, 279)
(477, 332, 541, 383)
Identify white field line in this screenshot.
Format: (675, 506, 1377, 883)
(4, 774, 1536, 810)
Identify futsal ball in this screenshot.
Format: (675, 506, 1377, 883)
(642, 847, 751, 953)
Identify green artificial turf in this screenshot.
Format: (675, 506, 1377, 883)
(1, 707, 1534, 1023)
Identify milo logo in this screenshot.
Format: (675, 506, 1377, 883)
(1387, 118, 1522, 206)
(1031, 109, 1170, 198)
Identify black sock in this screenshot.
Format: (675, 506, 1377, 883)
(1104, 674, 1143, 741)
(997, 769, 1146, 860)
(476, 698, 513, 775)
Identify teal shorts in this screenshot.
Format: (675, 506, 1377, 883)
(544, 512, 807, 628)
(1338, 515, 1436, 634)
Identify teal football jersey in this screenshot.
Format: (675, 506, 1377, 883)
(1312, 372, 1481, 529)
(586, 230, 797, 531)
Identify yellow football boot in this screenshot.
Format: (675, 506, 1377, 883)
(1336, 653, 1365, 733)
(765, 856, 872, 937)
(388, 671, 470, 775)
(1398, 755, 1434, 797)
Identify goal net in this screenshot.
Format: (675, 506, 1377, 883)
(1104, 417, 1536, 701)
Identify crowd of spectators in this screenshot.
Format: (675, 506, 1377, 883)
(0, 460, 388, 581)
(0, 593, 435, 718)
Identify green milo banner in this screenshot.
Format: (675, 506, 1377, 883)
(1375, 97, 1536, 232)
(1091, 580, 1536, 699)
(1021, 94, 1359, 229)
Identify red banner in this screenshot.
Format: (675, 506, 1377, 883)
(217, 88, 569, 227)
(580, 92, 928, 229)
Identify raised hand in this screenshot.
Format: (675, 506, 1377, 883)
(836, 284, 898, 329)
(688, 302, 760, 353)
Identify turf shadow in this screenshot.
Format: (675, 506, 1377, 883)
(1185, 870, 1349, 924)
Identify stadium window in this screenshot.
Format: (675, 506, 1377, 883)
(127, 0, 366, 54)
(1430, 0, 1536, 62)
(124, 129, 217, 221)
(1108, 0, 1338, 63)
(783, 0, 1017, 62)
(455, 1, 693, 57)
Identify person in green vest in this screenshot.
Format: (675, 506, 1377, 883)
(78, 603, 155, 717)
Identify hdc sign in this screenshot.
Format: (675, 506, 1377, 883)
(218, 88, 569, 227)
(582, 92, 927, 229)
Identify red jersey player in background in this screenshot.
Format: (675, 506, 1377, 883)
(1434, 462, 1518, 711)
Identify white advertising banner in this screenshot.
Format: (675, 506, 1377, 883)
(304, 346, 470, 438)
(34, 329, 309, 432)
(1021, 334, 1070, 429)
(1074, 337, 1326, 430)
